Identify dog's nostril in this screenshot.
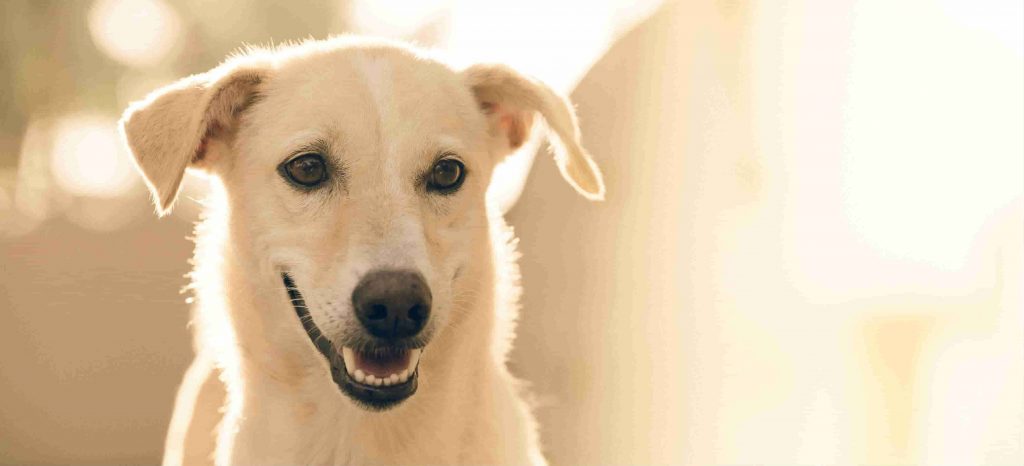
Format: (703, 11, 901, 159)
(352, 269, 432, 340)
(408, 304, 426, 322)
(368, 304, 388, 320)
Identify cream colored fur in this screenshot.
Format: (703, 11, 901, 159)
(120, 37, 603, 466)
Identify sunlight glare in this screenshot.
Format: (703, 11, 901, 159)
(49, 115, 137, 199)
(842, 0, 1024, 271)
(88, 0, 182, 68)
(350, 0, 449, 38)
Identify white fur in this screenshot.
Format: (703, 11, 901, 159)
(119, 36, 603, 465)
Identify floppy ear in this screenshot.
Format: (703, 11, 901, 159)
(119, 63, 266, 216)
(462, 64, 605, 201)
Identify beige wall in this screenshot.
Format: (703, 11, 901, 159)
(1, 210, 194, 463)
(509, 1, 1022, 464)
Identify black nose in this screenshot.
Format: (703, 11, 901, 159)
(352, 270, 432, 340)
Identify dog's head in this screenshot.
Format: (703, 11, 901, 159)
(120, 38, 603, 410)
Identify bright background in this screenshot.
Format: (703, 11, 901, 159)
(1, 0, 1021, 464)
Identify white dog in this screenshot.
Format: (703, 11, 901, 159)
(120, 37, 604, 465)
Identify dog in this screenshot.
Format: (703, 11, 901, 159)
(120, 36, 604, 465)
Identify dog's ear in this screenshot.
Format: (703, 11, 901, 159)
(119, 63, 266, 215)
(462, 64, 605, 201)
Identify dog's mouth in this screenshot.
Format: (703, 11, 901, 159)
(340, 346, 421, 387)
(282, 274, 421, 410)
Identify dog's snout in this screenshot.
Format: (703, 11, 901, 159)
(352, 270, 432, 339)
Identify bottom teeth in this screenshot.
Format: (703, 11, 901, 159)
(340, 347, 422, 386)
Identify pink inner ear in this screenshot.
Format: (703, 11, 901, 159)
(193, 137, 208, 162)
(193, 119, 226, 163)
(501, 113, 527, 149)
(485, 101, 528, 149)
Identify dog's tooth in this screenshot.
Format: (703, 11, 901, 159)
(407, 349, 422, 372)
(354, 369, 366, 383)
(389, 374, 399, 384)
(374, 377, 383, 387)
(398, 369, 409, 383)
(341, 347, 356, 375)
(366, 374, 377, 385)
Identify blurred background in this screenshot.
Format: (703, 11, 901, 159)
(1, 0, 1021, 464)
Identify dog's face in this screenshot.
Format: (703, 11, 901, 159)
(226, 48, 495, 407)
(120, 38, 604, 410)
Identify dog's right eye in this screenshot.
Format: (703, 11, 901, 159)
(280, 153, 328, 189)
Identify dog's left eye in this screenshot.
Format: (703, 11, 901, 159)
(427, 158, 465, 193)
(281, 153, 328, 188)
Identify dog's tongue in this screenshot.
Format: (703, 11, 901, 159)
(349, 349, 413, 377)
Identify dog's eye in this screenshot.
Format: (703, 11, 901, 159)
(281, 153, 328, 188)
(428, 158, 465, 193)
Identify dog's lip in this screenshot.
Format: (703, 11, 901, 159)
(282, 273, 422, 410)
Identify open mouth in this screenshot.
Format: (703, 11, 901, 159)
(282, 274, 421, 410)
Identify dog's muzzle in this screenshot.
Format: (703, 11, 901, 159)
(282, 272, 430, 410)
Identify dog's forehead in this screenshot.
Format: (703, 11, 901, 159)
(250, 46, 486, 161)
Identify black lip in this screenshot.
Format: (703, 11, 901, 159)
(282, 273, 418, 410)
